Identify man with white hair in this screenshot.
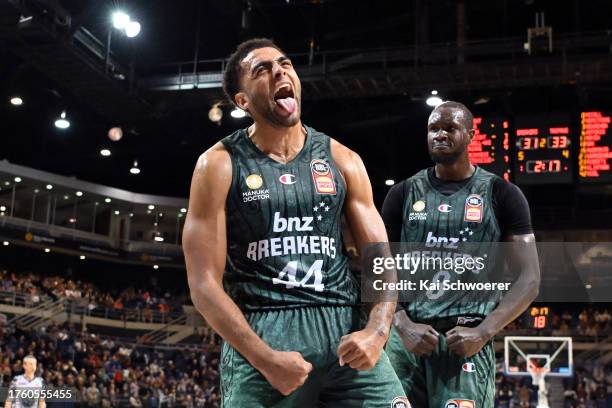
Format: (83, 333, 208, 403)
(4, 355, 45, 408)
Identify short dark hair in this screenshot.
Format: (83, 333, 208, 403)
(222, 38, 282, 106)
(434, 100, 474, 130)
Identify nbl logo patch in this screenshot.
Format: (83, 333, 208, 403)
(390, 396, 411, 408)
(446, 399, 476, 408)
(310, 159, 337, 195)
(464, 193, 483, 223)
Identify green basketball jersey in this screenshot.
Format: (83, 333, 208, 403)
(221, 126, 358, 311)
(400, 166, 502, 323)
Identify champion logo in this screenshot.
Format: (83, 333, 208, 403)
(438, 204, 452, 213)
(279, 174, 296, 185)
(446, 399, 475, 408)
(462, 362, 476, 373)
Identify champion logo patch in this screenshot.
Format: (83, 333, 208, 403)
(462, 362, 476, 373)
(310, 159, 337, 195)
(279, 174, 296, 185)
(390, 396, 411, 408)
(438, 204, 452, 213)
(445, 399, 475, 408)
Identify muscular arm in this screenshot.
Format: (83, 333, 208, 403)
(479, 233, 540, 338)
(183, 144, 311, 394)
(183, 144, 273, 368)
(331, 139, 397, 369)
(447, 183, 540, 357)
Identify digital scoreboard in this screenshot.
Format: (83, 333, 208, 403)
(526, 306, 550, 330)
(514, 115, 573, 184)
(579, 111, 612, 182)
(469, 117, 511, 180)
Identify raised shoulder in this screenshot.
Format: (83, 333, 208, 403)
(329, 137, 365, 182)
(188, 142, 233, 218)
(194, 142, 232, 176)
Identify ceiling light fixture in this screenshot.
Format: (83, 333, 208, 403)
(425, 90, 443, 107)
(231, 107, 247, 119)
(208, 103, 223, 123)
(130, 160, 140, 175)
(54, 111, 70, 129)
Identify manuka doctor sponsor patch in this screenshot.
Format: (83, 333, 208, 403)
(408, 200, 427, 221)
(243, 174, 269, 202)
(310, 159, 337, 195)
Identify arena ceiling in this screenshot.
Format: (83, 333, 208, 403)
(1, 0, 612, 211)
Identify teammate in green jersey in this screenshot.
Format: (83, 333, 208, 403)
(382, 101, 541, 407)
(183, 38, 405, 407)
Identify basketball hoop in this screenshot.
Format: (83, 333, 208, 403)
(528, 364, 550, 384)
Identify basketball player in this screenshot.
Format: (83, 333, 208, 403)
(183, 38, 405, 407)
(4, 355, 45, 408)
(382, 101, 540, 407)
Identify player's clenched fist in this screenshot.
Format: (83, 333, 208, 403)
(259, 350, 313, 396)
(396, 321, 440, 356)
(446, 326, 490, 358)
(337, 328, 386, 370)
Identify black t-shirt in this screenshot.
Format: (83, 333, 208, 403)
(382, 167, 533, 242)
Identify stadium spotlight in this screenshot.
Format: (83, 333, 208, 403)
(154, 232, 164, 242)
(385, 179, 395, 186)
(125, 21, 141, 38)
(114, 210, 120, 215)
(2, 241, 9, 246)
(130, 160, 140, 175)
(80, 255, 86, 260)
(46, 184, 53, 190)
(44, 248, 50, 253)
(76, 191, 83, 197)
(148, 205, 155, 210)
(100, 148, 111, 157)
(105, 198, 112, 203)
(153, 264, 159, 269)
(231, 107, 247, 119)
(112, 11, 130, 29)
(54, 111, 70, 129)
(14, 177, 22, 183)
(0, 206, 6, 211)
(180, 208, 187, 213)
(112, 11, 140, 37)
(10, 96, 23, 106)
(63, 195, 70, 200)
(426, 90, 443, 107)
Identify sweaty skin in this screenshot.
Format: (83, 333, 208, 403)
(183, 46, 396, 396)
(394, 104, 540, 358)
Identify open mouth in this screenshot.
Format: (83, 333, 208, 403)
(273, 83, 297, 113)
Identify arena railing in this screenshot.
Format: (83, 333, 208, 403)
(0, 291, 186, 325)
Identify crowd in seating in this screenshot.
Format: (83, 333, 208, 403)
(0, 268, 185, 323)
(0, 322, 221, 407)
(494, 361, 612, 407)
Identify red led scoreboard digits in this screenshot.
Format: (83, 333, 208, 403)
(469, 117, 511, 179)
(579, 111, 612, 182)
(514, 115, 573, 184)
